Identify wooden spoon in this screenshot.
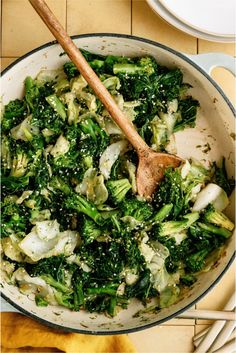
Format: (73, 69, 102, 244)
(29, 0, 182, 198)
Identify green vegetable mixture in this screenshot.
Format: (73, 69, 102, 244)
(1, 50, 234, 317)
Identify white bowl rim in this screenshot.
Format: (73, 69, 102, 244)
(1, 33, 235, 335)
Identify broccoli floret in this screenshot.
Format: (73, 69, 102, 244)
(45, 94, 67, 120)
(77, 138, 95, 171)
(63, 62, 79, 79)
(41, 274, 72, 293)
(1, 195, 29, 237)
(63, 50, 106, 79)
(152, 204, 173, 222)
(49, 176, 71, 195)
(80, 217, 102, 244)
(35, 295, 48, 307)
(158, 212, 199, 237)
(54, 291, 74, 309)
(79, 118, 109, 157)
(197, 222, 232, 239)
(185, 249, 209, 273)
(113, 56, 156, 76)
(122, 197, 153, 222)
(29, 134, 45, 151)
(1, 99, 28, 133)
(139, 57, 158, 75)
(29, 208, 51, 224)
(107, 178, 132, 205)
(25, 76, 39, 110)
(89, 59, 105, 73)
(52, 147, 80, 170)
(10, 147, 29, 178)
(65, 193, 103, 225)
(204, 205, 234, 231)
(1, 212, 26, 237)
(103, 54, 131, 74)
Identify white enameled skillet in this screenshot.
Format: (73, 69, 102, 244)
(1, 34, 235, 334)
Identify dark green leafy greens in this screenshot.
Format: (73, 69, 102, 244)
(1, 50, 234, 317)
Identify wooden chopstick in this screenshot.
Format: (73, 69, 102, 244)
(178, 309, 235, 321)
(208, 321, 236, 352)
(193, 327, 210, 343)
(194, 328, 235, 348)
(193, 292, 236, 353)
(211, 338, 236, 353)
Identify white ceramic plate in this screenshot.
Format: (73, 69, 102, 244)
(146, 0, 235, 42)
(159, 0, 235, 37)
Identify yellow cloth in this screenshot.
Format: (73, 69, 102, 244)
(1, 313, 137, 353)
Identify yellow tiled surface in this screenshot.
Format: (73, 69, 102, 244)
(198, 39, 235, 56)
(1, 1, 235, 353)
(67, 0, 131, 35)
(129, 326, 195, 353)
(2, 0, 67, 57)
(1, 57, 18, 71)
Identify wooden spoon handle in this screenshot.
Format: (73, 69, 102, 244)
(29, 0, 148, 154)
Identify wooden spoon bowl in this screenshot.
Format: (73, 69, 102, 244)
(137, 149, 182, 198)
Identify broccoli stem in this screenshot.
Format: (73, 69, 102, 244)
(73, 282, 84, 310)
(90, 59, 105, 70)
(198, 222, 232, 239)
(113, 63, 140, 75)
(185, 248, 209, 272)
(45, 95, 67, 120)
(152, 204, 173, 222)
(11, 153, 29, 177)
(54, 291, 73, 309)
(204, 208, 234, 231)
(50, 176, 71, 195)
(65, 194, 103, 225)
(41, 274, 71, 293)
(107, 297, 117, 317)
(35, 295, 48, 307)
(25, 76, 38, 109)
(87, 286, 118, 296)
(160, 212, 199, 236)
